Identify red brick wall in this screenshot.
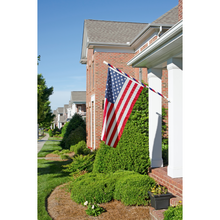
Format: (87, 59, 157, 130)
(178, 0, 183, 21)
(86, 50, 137, 149)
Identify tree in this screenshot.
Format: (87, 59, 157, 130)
(37, 56, 54, 129)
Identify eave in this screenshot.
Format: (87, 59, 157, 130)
(127, 20, 183, 69)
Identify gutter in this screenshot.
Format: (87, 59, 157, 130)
(127, 20, 183, 66)
(129, 23, 173, 46)
(86, 41, 130, 48)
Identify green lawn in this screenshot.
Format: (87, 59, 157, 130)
(38, 159, 72, 219)
(38, 138, 71, 219)
(38, 139, 62, 157)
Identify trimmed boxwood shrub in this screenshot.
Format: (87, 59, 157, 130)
(48, 129, 53, 137)
(93, 87, 150, 175)
(64, 126, 86, 149)
(163, 204, 183, 220)
(114, 173, 156, 205)
(70, 170, 156, 206)
(61, 121, 69, 137)
(60, 113, 86, 149)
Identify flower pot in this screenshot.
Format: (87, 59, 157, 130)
(148, 191, 172, 210)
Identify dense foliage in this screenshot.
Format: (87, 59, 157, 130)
(93, 87, 150, 174)
(70, 140, 90, 155)
(38, 73, 54, 128)
(114, 173, 156, 205)
(163, 203, 183, 220)
(61, 122, 69, 137)
(64, 126, 86, 149)
(70, 170, 156, 205)
(62, 154, 95, 175)
(60, 113, 86, 149)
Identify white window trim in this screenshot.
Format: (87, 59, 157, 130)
(91, 94, 95, 149)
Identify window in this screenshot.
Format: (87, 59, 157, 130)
(92, 62, 94, 88)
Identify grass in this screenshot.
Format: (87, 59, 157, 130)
(38, 137, 72, 219)
(38, 139, 62, 157)
(38, 159, 72, 220)
(48, 137, 63, 140)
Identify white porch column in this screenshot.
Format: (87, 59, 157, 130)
(167, 58, 183, 178)
(148, 68, 163, 168)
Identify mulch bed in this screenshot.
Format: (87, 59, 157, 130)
(47, 183, 151, 220)
(45, 152, 75, 161)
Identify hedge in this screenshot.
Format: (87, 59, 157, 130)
(70, 170, 156, 205)
(93, 87, 151, 174)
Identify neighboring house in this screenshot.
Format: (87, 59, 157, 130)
(63, 104, 69, 123)
(80, 5, 178, 150)
(57, 107, 65, 129)
(52, 110, 58, 129)
(69, 91, 86, 120)
(128, 1, 182, 178)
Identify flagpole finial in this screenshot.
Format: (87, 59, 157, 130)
(103, 61, 108, 65)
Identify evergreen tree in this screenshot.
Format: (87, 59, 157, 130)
(37, 56, 54, 129)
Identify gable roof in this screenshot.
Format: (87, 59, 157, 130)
(57, 107, 64, 114)
(85, 20, 148, 44)
(151, 5, 178, 25)
(80, 5, 178, 63)
(70, 91, 86, 102)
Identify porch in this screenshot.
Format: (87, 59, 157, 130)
(148, 167, 183, 220)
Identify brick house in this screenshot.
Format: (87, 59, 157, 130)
(80, 5, 178, 151)
(80, 19, 149, 149)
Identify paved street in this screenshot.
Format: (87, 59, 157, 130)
(38, 133, 49, 153)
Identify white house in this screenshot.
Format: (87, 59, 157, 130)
(68, 91, 86, 121)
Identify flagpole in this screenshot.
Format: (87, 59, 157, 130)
(103, 61, 170, 102)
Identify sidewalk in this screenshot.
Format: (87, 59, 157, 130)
(38, 133, 49, 153)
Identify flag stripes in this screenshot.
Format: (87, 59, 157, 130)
(101, 67, 143, 148)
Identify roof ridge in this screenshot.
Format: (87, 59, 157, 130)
(85, 19, 148, 25)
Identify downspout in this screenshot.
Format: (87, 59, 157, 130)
(157, 26, 162, 37)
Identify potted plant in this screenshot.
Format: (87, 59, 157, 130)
(148, 184, 172, 210)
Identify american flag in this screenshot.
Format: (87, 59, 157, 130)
(101, 67, 143, 148)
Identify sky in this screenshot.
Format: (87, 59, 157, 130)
(38, 0, 178, 111)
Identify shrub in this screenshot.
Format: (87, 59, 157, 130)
(60, 114, 86, 148)
(163, 203, 183, 220)
(64, 126, 86, 149)
(93, 87, 168, 175)
(162, 138, 168, 166)
(48, 129, 53, 137)
(70, 141, 90, 155)
(60, 154, 70, 160)
(61, 122, 69, 137)
(70, 170, 155, 206)
(62, 154, 95, 175)
(93, 92, 151, 174)
(114, 173, 156, 205)
(70, 172, 115, 204)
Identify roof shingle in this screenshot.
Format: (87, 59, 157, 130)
(85, 20, 148, 44)
(151, 5, 178, 25)
(70, 91, 86, 102)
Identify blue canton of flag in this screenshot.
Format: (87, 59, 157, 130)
(105, 68, 127, 103)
